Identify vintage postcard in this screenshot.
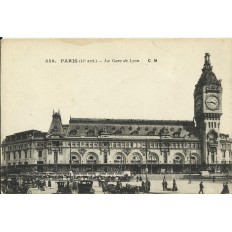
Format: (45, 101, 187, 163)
(1, 39, 232, 194)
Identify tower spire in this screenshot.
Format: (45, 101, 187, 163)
(202, 53, 212, 72)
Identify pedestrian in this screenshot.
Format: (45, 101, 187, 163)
(139, 176, 142, 181)
(212, 176, 215, 182)
(141, 181, 145, 193)
(172, 179, 178, 191)
(43, 180, 46, 187)
(225, 182, 230, 194)
(199, 181, 204, 194)
(48, 179, 51, 188)
(136, 176, 139, 182)
(221, 182, 229, 194)
(162, 179, 165, 191)
(164, 180, 168, 191)
(147, 180, 151, 192)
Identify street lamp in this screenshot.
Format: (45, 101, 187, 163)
(150, 155, 153, 174)
(69, 140, 72, 171)
(189, 151, 192, 184)
(121, 154, 123, 172)
(145, 139, 149, 192)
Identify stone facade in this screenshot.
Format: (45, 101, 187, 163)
(1, 54, 232, 173)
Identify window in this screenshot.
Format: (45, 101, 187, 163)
(25, 151, 27, 159)
(223, 151, 226, 159)
(14, 153, 16, 159)
(19, 152, 21, 159)
(121, 142, 125, 148)
(113, 142, 116, 148)
(104, 152, 107, 163)
(3, 154, 5, 160)
(211, 122, 213, 128)
(208, 122, 210, 128)
(214, 122, 216, 128)
(164, 152, 168, 164)
(38, 150, 42, 158)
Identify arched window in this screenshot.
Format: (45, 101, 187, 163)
(114, 153, 126, 164)
(86, 153, 98, 164)
(173, 153, 185, 164)
(148, 153, 159, 163)
(114, 130, 122, 135)
(190, 153, 200, 164)
(131, 153, 142, 164)
(69, 152, 81, 164)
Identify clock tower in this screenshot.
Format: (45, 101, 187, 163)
(194, 53, 222, 165)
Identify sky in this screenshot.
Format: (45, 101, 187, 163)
(1, 39, 232, 140)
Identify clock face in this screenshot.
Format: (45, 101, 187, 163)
(195, 98, 202, 112)
(205, 95, 219, 110)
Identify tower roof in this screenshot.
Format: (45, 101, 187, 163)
(47, 111, 65, 137)
(196, 53, 221, 88)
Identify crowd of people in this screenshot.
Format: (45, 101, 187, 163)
(1, 174, 54, 193)
(1, 172, 231, 194)
(162, 177, 178, 192)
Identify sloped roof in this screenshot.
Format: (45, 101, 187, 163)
(196, 53, 221, 89)
(47, 112, 64, 137)
(65, 117, 198, 138)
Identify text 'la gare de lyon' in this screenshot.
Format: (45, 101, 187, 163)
(45, 58, 158, 64)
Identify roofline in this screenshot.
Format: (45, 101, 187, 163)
(69, 118, 194, 125)
(5, 129, 44, 137)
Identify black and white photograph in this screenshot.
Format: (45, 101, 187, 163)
(1, 39, 232, 194)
